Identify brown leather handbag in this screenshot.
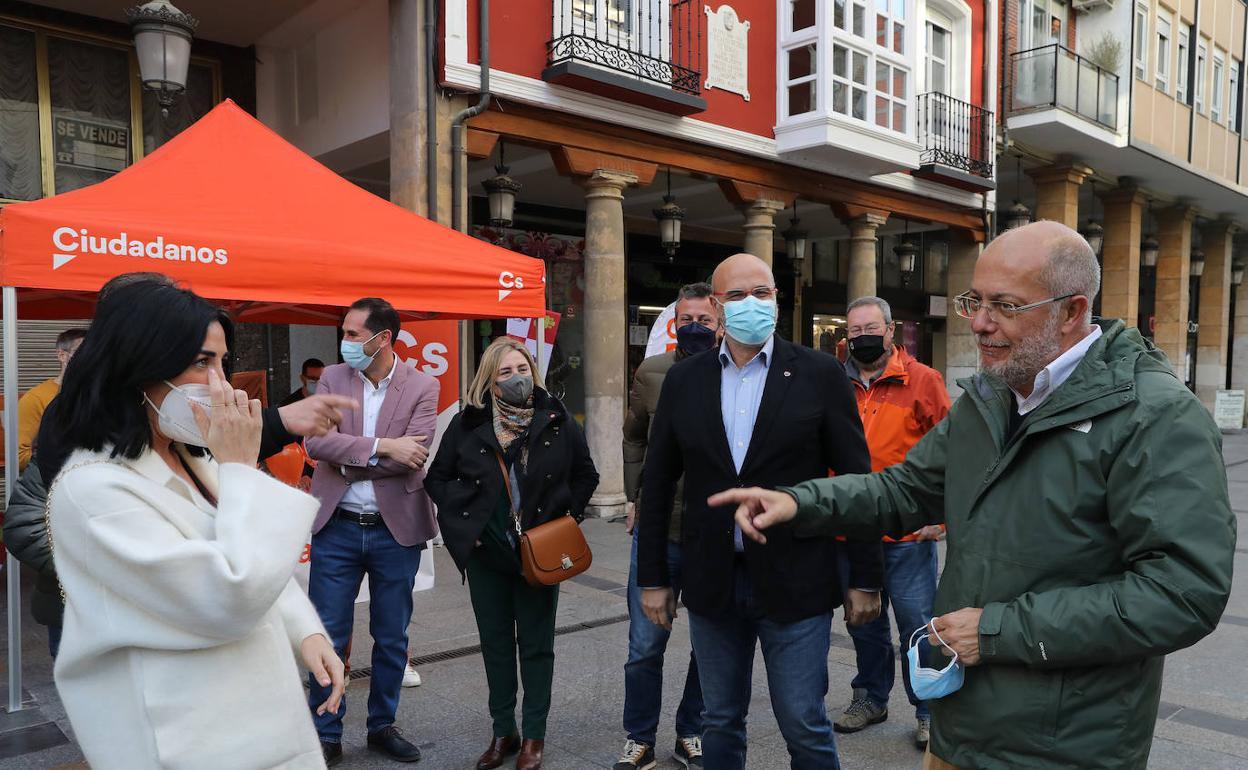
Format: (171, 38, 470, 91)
(497, 454, 593, 586)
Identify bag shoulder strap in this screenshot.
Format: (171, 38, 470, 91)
(495, 452, 522, 537)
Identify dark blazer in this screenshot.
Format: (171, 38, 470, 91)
(637, 336, 883, 624)
(426, 388, 599, 574)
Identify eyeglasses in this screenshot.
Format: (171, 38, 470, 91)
(953, 292, 1075, 320)
(714, 286, 778, 303)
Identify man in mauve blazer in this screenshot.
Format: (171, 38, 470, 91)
(308, 364, 438, 546)
(304, 297, 439, 765)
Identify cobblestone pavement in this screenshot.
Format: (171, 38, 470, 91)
(2, 434, 1246, 769)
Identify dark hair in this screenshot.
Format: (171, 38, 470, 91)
(301, 358, 325, 374)
(55, 328, 88, 351)
(349, 297, 400, 343)
(677, 282, 713, 302)
(98, 271, 175, 302)
(54, 280, 234, 460)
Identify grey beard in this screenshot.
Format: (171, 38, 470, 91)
(979, 311, 1063, 393)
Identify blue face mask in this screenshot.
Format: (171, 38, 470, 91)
(305, 380, 318, 395)
(722, 296, 777, 346)
(907, 621, 965, 701)
(340, 330, 382, 370)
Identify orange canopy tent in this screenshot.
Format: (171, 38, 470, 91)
(0, 99, 546, 711)
(0, 99, 546, 321)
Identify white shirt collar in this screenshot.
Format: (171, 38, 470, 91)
(1010, 326, 1103, 415)
(718, 335, 775, 370)
(357, 353, 399, 390)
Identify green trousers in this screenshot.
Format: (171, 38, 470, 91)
(467, 545, 560, 740)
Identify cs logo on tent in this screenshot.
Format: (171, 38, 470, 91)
(498, 271, 524, 301)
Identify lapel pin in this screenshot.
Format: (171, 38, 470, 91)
(783, 370, 792, 377)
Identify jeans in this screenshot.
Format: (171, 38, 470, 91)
(687, 562, 840, 770)
(623, 532, 704, 746)
(307, 515, 422, 742)
(839, 540, 939, 719)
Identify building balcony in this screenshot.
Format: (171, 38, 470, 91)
(541, 0, 707, 116)
(1006, 44, 1125, 152)
(915, 92, 995, 192)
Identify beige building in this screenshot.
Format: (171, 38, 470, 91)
(1000, 0, 1248, 413)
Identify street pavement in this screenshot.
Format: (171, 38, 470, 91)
(2, 434, 1246, 769)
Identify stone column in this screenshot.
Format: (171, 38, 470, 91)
(1098, 183, 1146, 326)
(718, 180, 796, 268)
(1027, 163, 1092, 228)
(581, 169, 637, 518)
(740, 199, 787, 265)
(1195, 221, 1236, 409)
(847, 212, 889, 303)
(944, 229, 981, 398)
(1154, 205, 1195, 375)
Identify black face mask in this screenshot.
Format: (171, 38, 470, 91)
(676, 322, 717, 355)
(848, 334, 887, 365)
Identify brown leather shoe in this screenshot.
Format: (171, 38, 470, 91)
(475, 735, 519, 770)
(516, 738, 544, 770)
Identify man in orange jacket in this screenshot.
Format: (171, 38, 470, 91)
(833, 296, 951, 752)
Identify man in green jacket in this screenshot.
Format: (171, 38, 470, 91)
(709, 221, 1236, 770)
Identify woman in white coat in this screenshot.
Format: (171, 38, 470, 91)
(46, 280, 345, 770)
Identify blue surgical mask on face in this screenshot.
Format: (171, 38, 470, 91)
(340, 330, 382, 370)
(907, 621, 965, 701)
(305, 380, 318, 395)
(722, 296, 777, 347)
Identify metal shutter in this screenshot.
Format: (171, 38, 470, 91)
(1, 320, 90, 504)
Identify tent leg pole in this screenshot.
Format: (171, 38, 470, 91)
(4, 286, 24, 713)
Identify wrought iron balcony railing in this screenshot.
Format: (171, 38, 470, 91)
(547, 0, 702, 96)
(918, 92, 994, 179)
(1009, 44, 1119, 130)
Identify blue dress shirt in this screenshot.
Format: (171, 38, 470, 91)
(719, 336, 774, 550)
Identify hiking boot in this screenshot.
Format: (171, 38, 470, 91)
(673, 735, 703, 768)
(612, 739, 656, 770)
(915, 716, 931, 750)
(833, 688, 888, 733)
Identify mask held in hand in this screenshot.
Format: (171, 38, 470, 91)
(907, 620, 965, 700)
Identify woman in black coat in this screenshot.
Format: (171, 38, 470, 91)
(426, 336, 598, 770)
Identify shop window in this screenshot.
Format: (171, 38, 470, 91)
(0, 24, 41, 201)
(0, 21, 221, 203)
(48, 36, 132, 195)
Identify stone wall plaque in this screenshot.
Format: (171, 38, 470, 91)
(704, 5, 750, 101)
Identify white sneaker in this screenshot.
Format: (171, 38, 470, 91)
(402, 663, 422, 687)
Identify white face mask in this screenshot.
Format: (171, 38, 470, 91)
(145, 381, 212, 447)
